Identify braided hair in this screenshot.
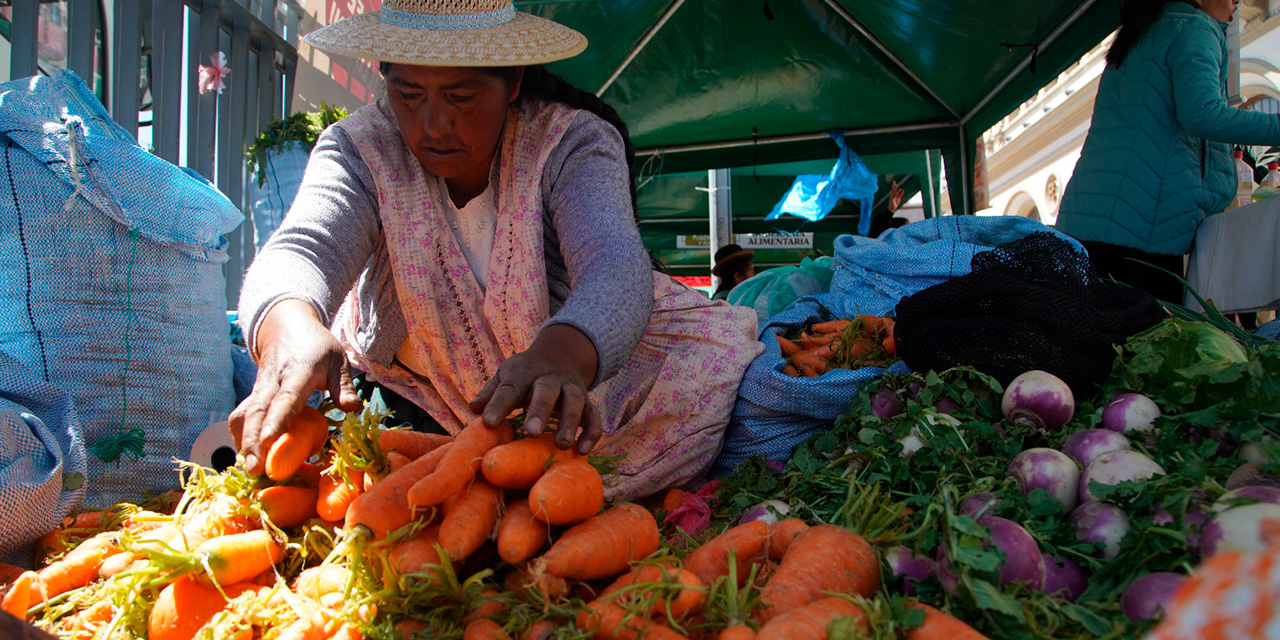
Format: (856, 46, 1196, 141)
(1107, 0, 1199, 67)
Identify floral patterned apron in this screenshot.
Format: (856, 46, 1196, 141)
(335, 98, 762, 499)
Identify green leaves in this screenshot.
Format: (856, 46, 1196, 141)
(246, 103, 351, 187)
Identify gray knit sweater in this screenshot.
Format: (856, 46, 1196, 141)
(238, 106, 654, 387)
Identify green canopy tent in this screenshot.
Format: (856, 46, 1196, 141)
(528, 0, 1119, 271)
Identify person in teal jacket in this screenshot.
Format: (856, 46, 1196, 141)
(1055, 0, 1280, 303)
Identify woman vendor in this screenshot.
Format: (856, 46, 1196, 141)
(229, 0, 763, 500)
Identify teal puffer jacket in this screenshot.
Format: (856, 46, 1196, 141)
(1056, 3, 1280, 256)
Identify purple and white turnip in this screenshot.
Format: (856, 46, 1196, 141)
(1008, 448, 1080, 513)
(1069, 501, 1131, 559)
(1119, 572, 1185, 623)
(1100, 392, 1161, 433)
(1200, 502, 1280, 556)
(1060, 428, 1131, 468)
(1041, 553, 1088, 602)
(1079, 449, 1166, 503)
(1002, 370, 1075, 430)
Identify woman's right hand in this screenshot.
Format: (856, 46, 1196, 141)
(228, 299, 362, 474)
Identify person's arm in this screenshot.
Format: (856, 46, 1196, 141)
(1170, 19, 1280, 146)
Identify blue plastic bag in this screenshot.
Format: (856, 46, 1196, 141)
(767, 132, 879, 233)
(726, 256, 834, 325)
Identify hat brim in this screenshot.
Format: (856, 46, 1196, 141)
(303, 11, 587, 67)
(712, 249, 755, 278)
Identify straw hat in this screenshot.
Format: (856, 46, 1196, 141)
(303, 0, 588, 67)
(712, 244, 755, 279)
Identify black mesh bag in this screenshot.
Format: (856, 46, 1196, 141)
(892, 231, 1168, 394)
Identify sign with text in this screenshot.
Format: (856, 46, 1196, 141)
(676, 233, 814, 249)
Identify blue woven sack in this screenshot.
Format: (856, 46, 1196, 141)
(710, 293, 910, 477)
(0, 350, 87, 567)
(829, 216, 1084, 317)
(0, 71, 243, 507)
(246, 141, 309, 252)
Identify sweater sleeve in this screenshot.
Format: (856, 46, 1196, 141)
(238, 125, 382, 357)
(540, 112, 653, 387)
(1170, 18, 1280, 146)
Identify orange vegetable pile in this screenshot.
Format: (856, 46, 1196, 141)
(0, 402, 983, 640)
(777, 315, 898, 377)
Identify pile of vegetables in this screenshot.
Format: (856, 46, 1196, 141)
(716, 317, 1280, 639)
(777, 315, 898, 377)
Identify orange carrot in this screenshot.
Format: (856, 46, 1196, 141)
(317, 468, 365, 522)
(535, 503, 659, 581)
(904, 603, 989, 640)
(683, 520, 770, 587)
(390, 524, 446, 581)
(265, 405, 331, 481)
(408, 417, 513, 507)
(790, 348, 831, 377)
(148, 576, 256, 640)
(718, 625, 757, 640)
(766, 519, 809, 560)
(518, 620, 560, 640)
(661, 489, 685, 513)
(602, 563, 706, 620)
(285, 462, 324, 489)
(378, 429, 454, 461)
(1, 570, 36, 619)
(329, 623, 365, 640)
(463, 619, 512, 640)
(346, 442, 452, 540)
(756, 596, 866, 640)
(394, 619, 440, 637)
(481, 433, 582, 490)
(386, 452, 413, 473)
(497, 499, 549, 565)
(257, 485, 320, 529)
(775, 335, 804, 357)
(439, 478, 504, 561)
(31, 530, 121, 604)
(576, 599, 690, 640)
(503, 562, 569, 606)
(63, 598, 115, 640)
(294, 565, 354, 600)
(882, 325, 896, 357)
(0, 562, 25, 585)
(756, 525, 879, 622)
(811, 319, 853, 335)
(528, 458, 604, 525)
(192, 529, 284, 587)
(462, 588, 509, 625)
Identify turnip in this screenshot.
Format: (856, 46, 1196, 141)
(1060, 428, 1131, 468)
(934, 544, 960, 595)
(1200, 502, 1280, 556)
(870, 388, 904, 420)
(1119, 572, 1184, 623)
(978, 515, 1046, 590)
(1100, 392, 1161, 433)
(958, 492, 1000, 519)
(1224, 460, 1280, 490)
(1069, 501, 1130, 559)
(1041, 553, 1088, 601)
(1008, 448, 1080, 513)
(884, 545, 935, 595)
(896, 411, 960, 457)
(1153, 497, 1210, 552)
(1211, 486, 1280, 513)
(738, 499, 791, 526)
(1079, 449, 1165, 503)
(1002, 370, 1075, 430)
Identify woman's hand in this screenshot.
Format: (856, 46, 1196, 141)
(229, 299, 362, 474)
(470, 324, 603, 455)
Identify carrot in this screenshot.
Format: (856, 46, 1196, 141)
(601, 563, 706, 620)
(394, 619, 439, 637)
(528, 458, 604, 525)
(755, 525, 879, 622)
(503, 562, 570, 605)
(329, 623, 365, 640)
(0, 562, 25, 585)
(390, 524, 447, 581)
(881, 324, 896, 357)
(775, 335, 803, 357)
(346, 442, 452, 541)
(811, 319, 853, 335)
(408, 417, 513, 507)
(576, 599, 690, 640)
(661, 489, 685, 513)
(191, 529, 284, 587)
(265, 405, 331, 481)
(683, 520, 770, 587)
(718, 625, 757, 640)
(1, 570, 36, 619)
(386, 452, 413, 473)
(317, 468, 365, 522)
(30, 530, 121, 604)
(294, 565, 354, 600)
(790, 348, 831, 377)
(481, 433, 582, 490)
(462, 588, 509, 625)
(766, 519, 809, 560)
(904, 603, 989, 640)
(257, 485, 320, 529)
(497, 499, 549, 565)
(462, 618, 512, 640)
(780, 364, 800, 377)
(756, 596, 866, 640)
(97, 551, 144, 579)
(378, 429, 455, 461)
(535, 503, 659, 581)
(287, 462, 325, 489)
(63, 598, 115, 640)
(519, 620, 561, 640)
(148, 576, 256, 640)
(439, 478, 504, 561)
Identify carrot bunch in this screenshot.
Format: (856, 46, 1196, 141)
(777, 315, 897, 377)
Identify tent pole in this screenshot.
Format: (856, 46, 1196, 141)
(962, 0, 1101, 125)
(596, 0, 687, 96)
(708, 169, 733, 276)
(635, 120, 956, 158)
(924, 150, 936, 219)
(959, 125, 972, 215)
(821, 0, 959, 119)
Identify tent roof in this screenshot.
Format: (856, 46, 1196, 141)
(535, 0, 1118, 178)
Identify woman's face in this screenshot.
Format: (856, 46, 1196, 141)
(1199, 0, 1237, 23)
(384, 64, 522, 198)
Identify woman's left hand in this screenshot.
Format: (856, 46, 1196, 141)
(470, 324, 603, 455)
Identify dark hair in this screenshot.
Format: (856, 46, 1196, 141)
(1107, 0, 1198, 67)
(378, 62, 663, 270)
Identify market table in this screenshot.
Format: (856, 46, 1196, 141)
(1185, 195, 1280, 313)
